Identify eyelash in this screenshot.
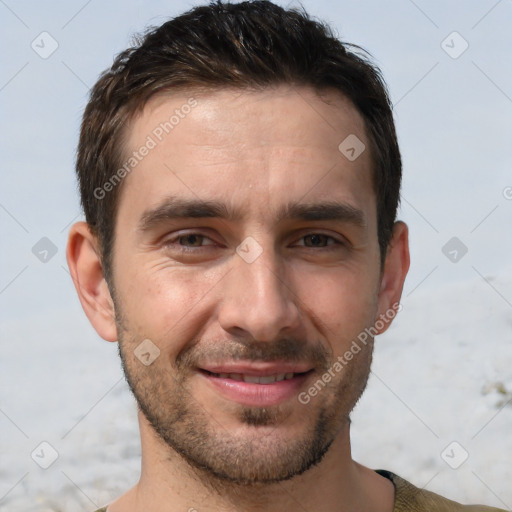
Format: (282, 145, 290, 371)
(162, 233, 218, 253)
(163, 231, 344, 251)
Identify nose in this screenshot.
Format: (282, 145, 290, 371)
(217, 245, 301, 342)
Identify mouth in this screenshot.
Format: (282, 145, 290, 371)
(204, 371, 300, 384)
(198, 364, 314, 407)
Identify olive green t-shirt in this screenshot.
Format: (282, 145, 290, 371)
(92, 470, 509, 511)
(374, 470, 508, 512)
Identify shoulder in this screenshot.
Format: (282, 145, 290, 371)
(376, 470, 509, 512)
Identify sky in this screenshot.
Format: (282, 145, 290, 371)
(0, 0, 511, 508)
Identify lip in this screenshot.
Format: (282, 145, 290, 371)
(200, 361, 313, 376)
(198, 362, 314, 407)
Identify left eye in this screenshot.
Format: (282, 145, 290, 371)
(174, 234, 215, 247)
(298, 234, 338, 248)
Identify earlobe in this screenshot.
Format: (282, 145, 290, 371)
(375, 221, 410, 335)
(66, 222, 118, 342)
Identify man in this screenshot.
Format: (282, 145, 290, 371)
(66, 1, 507, 511)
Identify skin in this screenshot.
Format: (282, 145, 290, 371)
(67, 85, 410, 512)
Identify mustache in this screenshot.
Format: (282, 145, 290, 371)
(175, 337, 331, 371)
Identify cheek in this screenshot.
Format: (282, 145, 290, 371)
(115, 259, 224, 354)
(295, 266, 380, 352)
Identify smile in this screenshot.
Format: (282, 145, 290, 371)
(207, 372, 298, 384)
(199, 366, 314, 407)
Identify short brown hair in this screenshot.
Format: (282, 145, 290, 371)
(76, 0, 401, 281)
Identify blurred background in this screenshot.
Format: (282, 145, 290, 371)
(1, 1, 511, 510)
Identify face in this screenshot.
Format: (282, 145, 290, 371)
(111, 86, 386, 484)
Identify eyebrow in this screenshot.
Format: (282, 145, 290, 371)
(138, 196, 239, 232)
(138, 196, 367, 232)
(276, 201, 367, 227)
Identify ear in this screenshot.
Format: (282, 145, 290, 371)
(66, 221, 118, 342)
(375, 221, 410, 335)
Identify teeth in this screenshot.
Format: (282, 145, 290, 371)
(243, 374, 261, 383)
(258, 375, 277, 384)
(213, 372, 297, 383)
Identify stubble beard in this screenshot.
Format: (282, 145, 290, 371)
(116, 317, 373, 488)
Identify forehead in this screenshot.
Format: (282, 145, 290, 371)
(131, 85, 369, 156)
(118, 85, 374, 225)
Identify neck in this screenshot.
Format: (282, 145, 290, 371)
(109, 412, 394, 512)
